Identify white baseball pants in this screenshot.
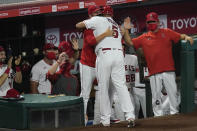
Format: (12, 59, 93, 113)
(161, 94, 170, 115)
(96, 49, 135, 125)
(111, 88, 146, 120)
(93, 86, 101, 125)
(79, 63, 96, 119)
(149, 72, 179, 116)
(93, 84, 115, 125)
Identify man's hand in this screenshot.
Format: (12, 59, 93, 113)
(185, 36, 194, 45)
(104, 27, 113, 37)
(57, 52, 68, 65)
(124, 17, 133, 30)
(7, 56, 13, 68)
(71, 38, 79, 51)
(15, 55, 21, 66)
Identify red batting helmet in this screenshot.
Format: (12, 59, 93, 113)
(88, 5, 101, 15)
(58, 41, 75, 58)
(102, 5, 113, 16)
(146, 12, 159, 22)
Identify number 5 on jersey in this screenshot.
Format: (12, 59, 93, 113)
(112, 25, 118, 38)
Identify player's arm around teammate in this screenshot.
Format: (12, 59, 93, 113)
(76, 22, 113, 43)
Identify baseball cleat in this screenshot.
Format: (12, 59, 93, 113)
(110, 119, 121, 124)
(127, 118, 135, 128)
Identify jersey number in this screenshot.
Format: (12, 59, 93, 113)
(112, 25, 118, 38)
(126, 74, 135, 83)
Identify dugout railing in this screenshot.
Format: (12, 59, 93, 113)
(180, 38, 197, 113)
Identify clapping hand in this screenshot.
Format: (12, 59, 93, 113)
(71, 38, 79, 51)
(124, 17, 133, 30)
(15, 55, 21, 66)
(57, 52, 68, 65)
(7, 56, 13, 68)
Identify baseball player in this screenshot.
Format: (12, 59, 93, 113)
(30, 43, 57, 94)
(0, 46, 22, 96)
(76, 5, 135, 127)
(123, 12, 193, 116)
(79, 5, 113, 125)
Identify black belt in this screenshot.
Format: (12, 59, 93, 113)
(134, 86, 145, 89)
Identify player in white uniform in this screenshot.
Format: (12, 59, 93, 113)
(0, 46, 22, 96)
(30, 43, 57, 94)
(79, 5, 113, 125)
(76, 5, 135, 127)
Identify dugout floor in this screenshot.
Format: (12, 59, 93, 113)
(2, 108, 197, 131)
(45, 108, 197, 131)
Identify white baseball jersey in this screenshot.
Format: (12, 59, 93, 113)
(84, 16, 122, 53)
(31, 60, 56, 94)
(0, 65, 14, 96)
(124, 54, 139, 88)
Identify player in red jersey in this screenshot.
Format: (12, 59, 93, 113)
(123, 12, 193, 116)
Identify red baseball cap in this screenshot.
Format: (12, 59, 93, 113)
(146, 12, 159, 22)
(43, 43, 55, 51)
(102, 5, 113, 16)
(58, 41, 75, 58)
(88, 5, 100, 15)
(3, 88, 20, 98)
